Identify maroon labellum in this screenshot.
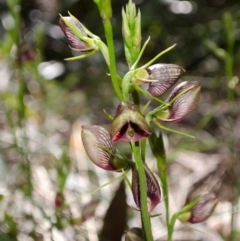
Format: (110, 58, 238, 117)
(110, 102, 151, 142)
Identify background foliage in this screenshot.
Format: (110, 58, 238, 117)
(0, 0, 239, 240)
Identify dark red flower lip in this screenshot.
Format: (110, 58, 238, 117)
(112, 121, 150, 142)
(110, 102, 151, 142)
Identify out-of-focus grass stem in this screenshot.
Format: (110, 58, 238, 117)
(223, 12, 237, 241)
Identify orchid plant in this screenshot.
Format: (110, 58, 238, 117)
(59, 0, 217, 240)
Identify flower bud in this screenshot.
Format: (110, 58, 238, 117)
(132, 163, 161, 212)
(17, 45, 36, 65)
(59, 14, 98, 52)
(147, 64, 185, 96)
(110, 102, 151, 142)
(54, 192, 65, 209)
(122, 1, 141, 66)
(125, 227, 143, 241)
(133, 64, 184, 95)
(81, 125, 129, 171)
(179, 192, 218, 224)
(155, 81, 201, 122)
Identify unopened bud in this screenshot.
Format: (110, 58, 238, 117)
(179, 192, 218, 224)
(155, 81, 201, 122)
(147, 64, 185, 96)
(54, 192, 65, 209)
(132, 163, 161, 212)
(133, 64, 184, 96)
(82, 125, 129, 171)
(122, 1, 141, 65)
(59, 14, 99, 52)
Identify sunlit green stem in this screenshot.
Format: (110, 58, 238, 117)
(148, 128, 170, 239)
(223, 12, 236, 241)
(131, 83, 153, 238)
(156, 133, 170, 237)
(131, 141, 154, 241)
(101, 15, 123, 101)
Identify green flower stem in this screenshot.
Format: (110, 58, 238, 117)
(148, 130, 170, 239)
(131, 141, 154, 241)
(223, 12, 236, 241)
(100, 12, 123, 101)
(168, 213, 178, 241)
(122, 71, 134, 101)
(17, 70, 33, 196)
(99, 0, 112, 20)
(12, 0, 33, 195)
(131, 90, 153, 240)
(156, 133, 170, 237)
(131, 89, 147, 163)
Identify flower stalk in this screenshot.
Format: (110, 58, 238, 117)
(131, 141, 154, 241)
(149, 130, 170, 236)
(95, 0, 123, 101)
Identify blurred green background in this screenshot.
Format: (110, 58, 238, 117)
(0, 0, 239, 240)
